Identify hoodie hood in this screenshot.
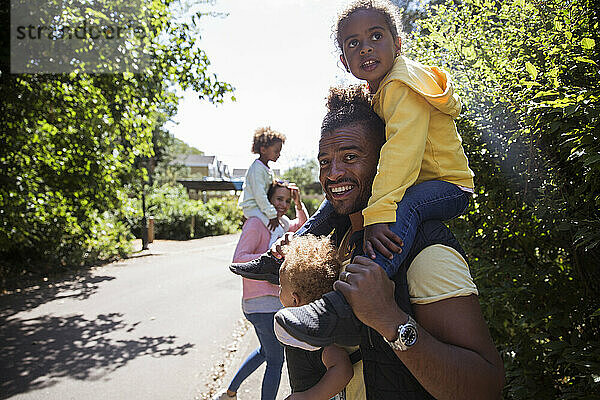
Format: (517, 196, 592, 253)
(373, 56, 462, 118)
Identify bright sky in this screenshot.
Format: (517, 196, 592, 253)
(167, 0, 361, 172)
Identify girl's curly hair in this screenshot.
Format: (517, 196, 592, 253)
(251, 126, 286, 154)
(321, 85, 385, 145)
(334, 0, 403, 53)
(281, 235, 343, 304)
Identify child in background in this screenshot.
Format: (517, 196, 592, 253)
(277, 235, 366, 400)
(238, 127, 286, 240)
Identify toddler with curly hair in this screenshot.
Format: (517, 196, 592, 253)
(278, 235, 366, 400)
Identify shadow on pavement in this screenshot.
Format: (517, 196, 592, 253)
(0, 271, 116, 319)
(0, 268, 194, 399)
(0, 311, 194, 399)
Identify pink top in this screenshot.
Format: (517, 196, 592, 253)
(233, 205, 308, 300)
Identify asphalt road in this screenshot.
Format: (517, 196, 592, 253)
(0, 235, 291, 400)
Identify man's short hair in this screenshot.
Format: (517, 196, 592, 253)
(320, 85, 385, 147)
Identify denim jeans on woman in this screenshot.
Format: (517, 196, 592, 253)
(227, 311, 284, 400)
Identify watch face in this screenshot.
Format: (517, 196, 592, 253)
(400, 325, 418, 347)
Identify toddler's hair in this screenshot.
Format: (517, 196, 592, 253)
(335, 0, 402, 52)
(321, 85, 385, 146)
(281, 235, 343, 304)
(251, 126, 286, 154)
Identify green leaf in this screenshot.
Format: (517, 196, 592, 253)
(583, 155, 600, 167)
(574, 56, 598, 65)
(581, 38, 595, 50)
(533, 90, 560, 99)
(525, 62, 538, 80)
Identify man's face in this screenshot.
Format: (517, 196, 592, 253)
(318, 123, 380, 215)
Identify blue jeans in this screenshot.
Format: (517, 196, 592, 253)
(228, 312, 284, 400)
(297, 180, 470, 277)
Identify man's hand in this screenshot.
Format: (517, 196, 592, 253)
(268, 217, 281, 231)
(364, 222, 404, 259)
(334, 256, 404, 339)
(270, 232, 294, 259)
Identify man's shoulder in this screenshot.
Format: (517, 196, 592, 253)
(411, 220, 467, 260)
(407, 243, 478, 305)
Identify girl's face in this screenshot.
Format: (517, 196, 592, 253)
(260, 141, 282, 163)
(338, 9, 401, 92)
(269, 186, 292, 218)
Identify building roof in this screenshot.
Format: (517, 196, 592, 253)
(231, 168, 247, 178)
(172, 154, 216, 167)
(177, 179, 244, 192)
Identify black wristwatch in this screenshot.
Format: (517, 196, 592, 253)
(383, 315, 418, 351)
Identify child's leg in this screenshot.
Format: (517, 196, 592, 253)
(294, 199, 336, 237)
(243, 207, 270, 228)
(373, 180, 470, 277)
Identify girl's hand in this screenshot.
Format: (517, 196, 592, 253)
(268, 217, 281, 231)
(270, 232, 294, 259)
(363, 223, 403, 259)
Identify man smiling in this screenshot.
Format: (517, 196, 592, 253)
(271, 86, 504, 399)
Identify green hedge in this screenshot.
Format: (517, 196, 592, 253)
(408, 0, 599, 397)
(0, 208, 133, 288)
(127, 185, 243, 240)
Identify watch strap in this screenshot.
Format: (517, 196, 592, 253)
(383, 315, 418, 351)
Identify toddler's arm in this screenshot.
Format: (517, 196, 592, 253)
(285, 345, 353, 400)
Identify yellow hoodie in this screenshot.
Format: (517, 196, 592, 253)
(365, 56, 474, 226)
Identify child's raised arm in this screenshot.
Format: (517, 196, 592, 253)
(285, 345, 353, 400)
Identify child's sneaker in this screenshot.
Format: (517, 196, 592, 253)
(229, 252, 282, 285)
(274, 290, 363, 347)
(211, 389, 236, 400)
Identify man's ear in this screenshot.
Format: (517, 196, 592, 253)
(340, 54, 350, 72)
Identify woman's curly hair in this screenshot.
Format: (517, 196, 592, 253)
(321, 85, 385, 145)
(334, 0, 403, 53)
(281, 235, 343, 303)
(251, 126, 286, 154)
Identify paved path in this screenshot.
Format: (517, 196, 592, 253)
(0, 236, 290, 400)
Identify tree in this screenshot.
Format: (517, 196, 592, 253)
(406, 0, 599, 397)
(0, 0, 233, 283)
(283, 159, 320, 194)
